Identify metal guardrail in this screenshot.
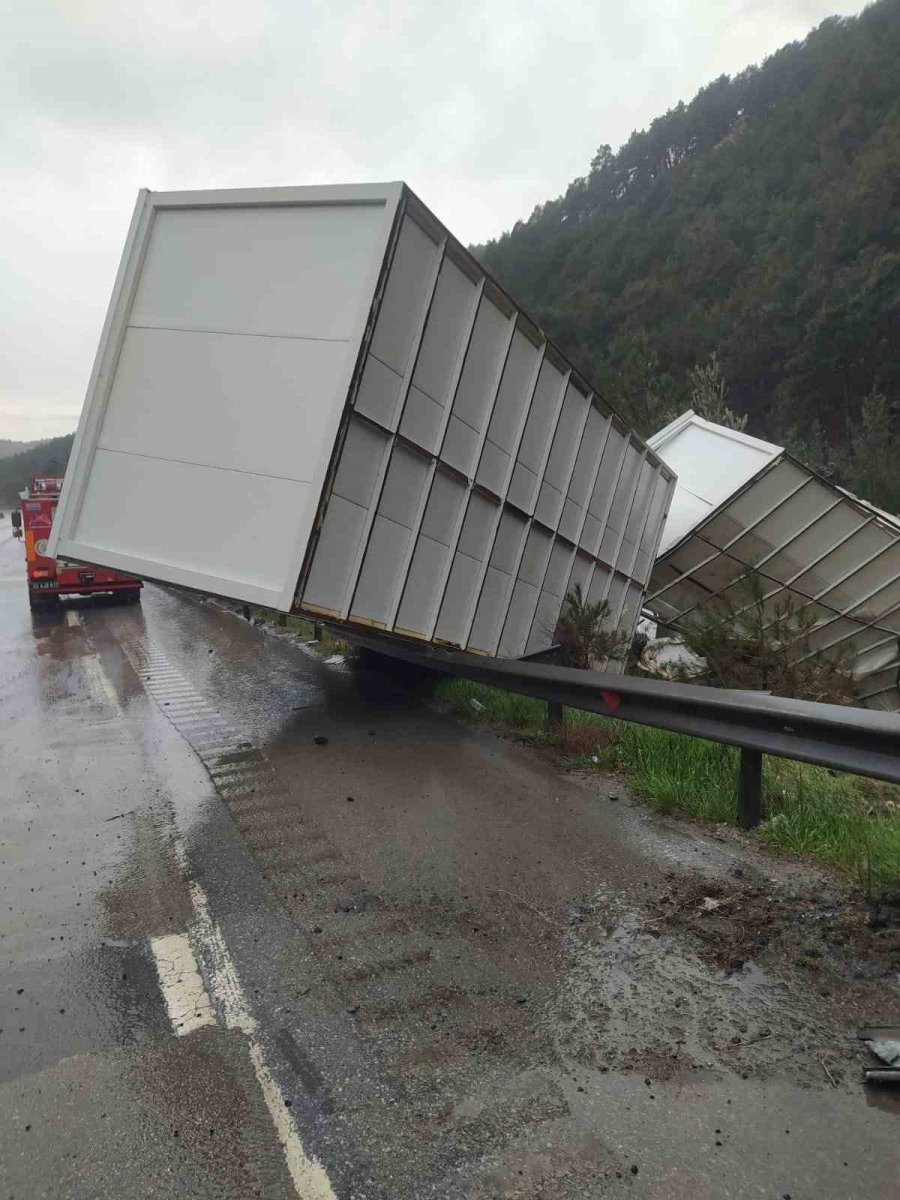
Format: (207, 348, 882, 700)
(344, 628, 900, 830)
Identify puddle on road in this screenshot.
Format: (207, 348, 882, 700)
(551, 891, 817, 1085)
(98, 808, 194, 941)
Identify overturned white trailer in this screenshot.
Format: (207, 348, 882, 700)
(49, 183, 674, 661)
(644, 411, 900, 710)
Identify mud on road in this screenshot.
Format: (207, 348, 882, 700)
(2, 564, 898, 1199)
(137, 590, 899, 1197)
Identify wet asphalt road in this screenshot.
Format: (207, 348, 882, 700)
(1, 512, 898, 1198)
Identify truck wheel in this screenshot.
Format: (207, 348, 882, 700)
(121, 588, 142, 604)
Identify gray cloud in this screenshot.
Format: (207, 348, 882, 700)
(0, 0, 866, 439)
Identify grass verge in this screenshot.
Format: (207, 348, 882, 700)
(434, 676, 900, 891)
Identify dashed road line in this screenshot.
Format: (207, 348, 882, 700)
(148, 888, 337, 1200)
(118, 635, 338, 1200)
(79, 653, 121, 707)
(187, 881, 338, 1200)
(150, 932, 216, 1036)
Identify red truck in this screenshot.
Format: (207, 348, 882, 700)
(12, 476, 142, 608)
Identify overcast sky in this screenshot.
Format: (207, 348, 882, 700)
(1, 0, 869, 442)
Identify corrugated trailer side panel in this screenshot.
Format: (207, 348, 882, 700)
(394, 469, 468, 637)
(299, 191, 675, 659)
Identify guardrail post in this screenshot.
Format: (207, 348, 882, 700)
(738, 748, 763, 830)
(547, 701, 565, 731)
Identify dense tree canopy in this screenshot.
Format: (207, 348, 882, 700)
(477, 0, 900, 510)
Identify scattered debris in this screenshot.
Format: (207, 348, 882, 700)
(857, 1025, 900, 1046)
(313, 736, 329, 746)
(492, 887, 554, 925)
(857, 1025, 900, 1084)
(718, 1033, 776, 1053)
(864, 1068, 900, 1085)
(565, 901, 591, 926)
(863, 1028, 900, 1046)
(648, 874, 900, 980)
(104, 810, 135, 823)
(639, 637, 706, 681)
(469, 698, 485, 712)
(324, 654, 345, 666)
(818, 1055, 838, 1087)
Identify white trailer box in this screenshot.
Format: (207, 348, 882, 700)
(645, 411, 900, 710)
(50, 183, 674, 659)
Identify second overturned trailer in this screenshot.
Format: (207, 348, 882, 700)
(49, 183, 674, 661)
(644, 411, 900, 710)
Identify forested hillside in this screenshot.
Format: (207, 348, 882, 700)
(0, 438, 39, 460)
(478, 0, 900, 510)
(0, 434, 74, 507)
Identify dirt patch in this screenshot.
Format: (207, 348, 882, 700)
(130, 1025, 296, 1199)
(649, 871, 900, 985)
(549, 865, 900, 1095)
(462, 1134, 627, 1200)
(546, 722, 616, 758)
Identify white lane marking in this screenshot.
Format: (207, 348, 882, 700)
(130, 638, 337, 1197)
(189, 882, 338, 1200)
(150, 933, 216, 1036)
(79, 653, 120, 707)
(249, 1040, 339, 1200)
(189, 882, 255, 1034)
(65, 609, 82, 627)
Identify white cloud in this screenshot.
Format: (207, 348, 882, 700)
(0, 0, 868, 439)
